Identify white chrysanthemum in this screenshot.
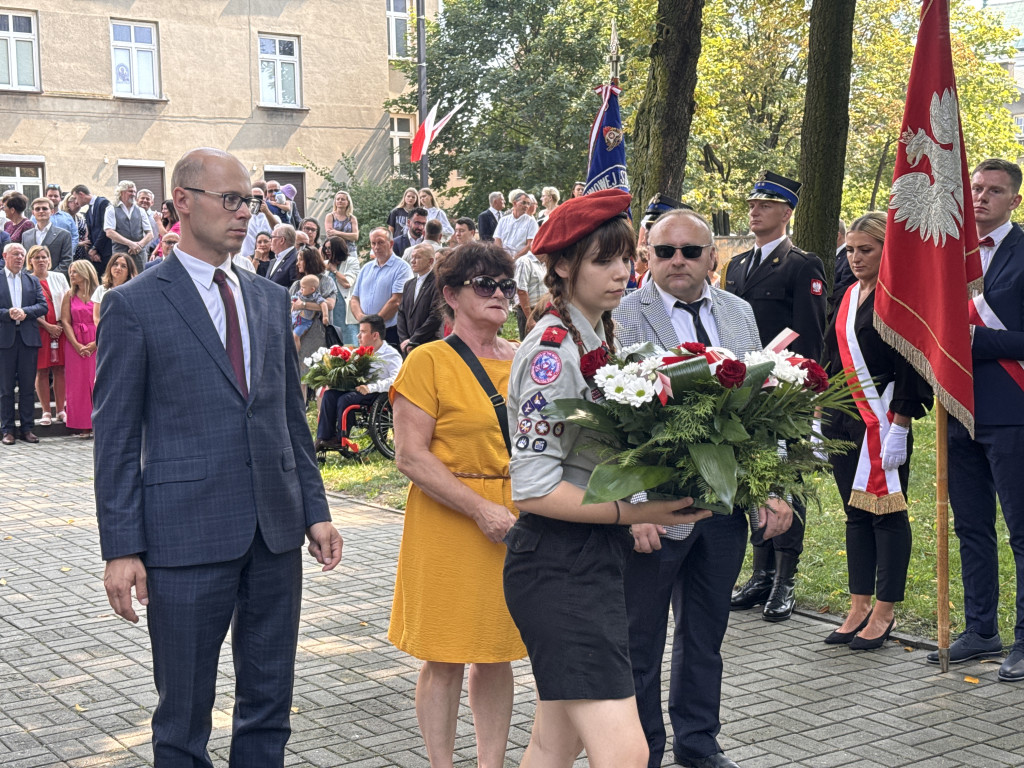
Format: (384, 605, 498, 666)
(619, 342, 647, 356)
(303, 356, 314, 367)
(620, 361, 643, 377)
(602, 372, 653, 407)
(638, 356, 664, 376)
(593, 364, 621, 387)
(743, 349, 807, 385)
(623, 378, 656, 406)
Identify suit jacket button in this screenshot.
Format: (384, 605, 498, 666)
(247, 409, 253, 418)
(246, 458, 252, 467)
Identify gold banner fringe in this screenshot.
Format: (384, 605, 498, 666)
(967, 275, 984, 298)
(849, 489, 908, 515)
(872, 314, 975, 439)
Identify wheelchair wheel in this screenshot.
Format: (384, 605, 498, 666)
(344, 405, 378, 458)
(368, 394, 395, 460)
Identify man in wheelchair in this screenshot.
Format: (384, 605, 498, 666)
(314, 314, 403, 453)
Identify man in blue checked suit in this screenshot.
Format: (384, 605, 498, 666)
(614, 209, 793, 768)
(94, 148, 343, 768)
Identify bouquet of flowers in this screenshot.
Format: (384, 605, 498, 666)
(302, 345, 378, 391)
(547, 340, 856, 515)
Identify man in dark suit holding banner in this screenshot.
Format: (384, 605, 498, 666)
(94, 147, 343, 766)
(927, 158, 1024, 677)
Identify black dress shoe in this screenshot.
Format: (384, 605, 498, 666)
(762, 551, 798, 622)
(998, 642, 1024, 681)
(1, 433, 14, 445)
(926, 629, 1002, 665)
(824, 610, 872, 645)
(20, 431, 39, 444)
(675, 751, 740, 768)
(849, 618, 895, 650)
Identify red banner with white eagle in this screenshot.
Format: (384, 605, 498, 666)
(873, 0, 981, 433)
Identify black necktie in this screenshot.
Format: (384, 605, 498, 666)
(746, 247, 762, 278)
(675, 299, 711, 346)
(212, 269, 248, 399)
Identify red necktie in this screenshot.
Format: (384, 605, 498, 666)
(212, 269, 248, 399)
(979, 236, 995, 248)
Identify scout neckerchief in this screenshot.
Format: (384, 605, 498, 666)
(835, 283, 907, 514)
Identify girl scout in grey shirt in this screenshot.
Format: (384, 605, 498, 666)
(502, 189, 708, 767)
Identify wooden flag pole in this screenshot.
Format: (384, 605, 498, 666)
(935, 401, 950, 672)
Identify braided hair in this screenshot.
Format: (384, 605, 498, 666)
(534, 215, 636, 353)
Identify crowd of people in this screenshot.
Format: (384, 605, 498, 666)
(4, 148, 1023, 768)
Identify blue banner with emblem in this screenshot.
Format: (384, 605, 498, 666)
(584, 82, 629, 195)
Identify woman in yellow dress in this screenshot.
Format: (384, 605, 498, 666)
(390, 241, 525, 768)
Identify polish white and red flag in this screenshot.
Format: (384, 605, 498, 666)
(873, 0, 981, 433)
(410, 101, 465, 163)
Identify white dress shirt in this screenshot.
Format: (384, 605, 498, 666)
(175, 247, 251, 389)
(654, 280, 721, 347)
(980, 220, 1012, 275)
(5, 267, 23, 313)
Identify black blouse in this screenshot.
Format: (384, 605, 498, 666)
(821, 287, 933, 433)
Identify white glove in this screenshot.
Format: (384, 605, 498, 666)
(880, 423, 909, 470)
(810, 418, 827, 461)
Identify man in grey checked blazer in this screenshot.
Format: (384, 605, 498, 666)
(94, 148, 343, 768)
(613, 209, 792, 768)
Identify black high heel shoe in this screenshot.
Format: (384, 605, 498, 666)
(824, 610, 872, 645)
(849, 618, 895, 650)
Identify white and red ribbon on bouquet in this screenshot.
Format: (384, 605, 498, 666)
(836, 284, 907, 514)
(968, 294, 1024, 393)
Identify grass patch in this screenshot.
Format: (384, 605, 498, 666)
(320, 450, 409, 511)
(791, 409, 1018, 642)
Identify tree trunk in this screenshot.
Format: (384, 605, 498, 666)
(793, 0, 857, 291)
(630, 0, 705, 223)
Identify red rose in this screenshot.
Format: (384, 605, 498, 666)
(580, 346, 610, 378)
(681, 342, 706, 354)
(798, 359, 829, 393)
(715, 359, 747, 388)
(339, 347, 352, 361)
(329, 346, 345, 357)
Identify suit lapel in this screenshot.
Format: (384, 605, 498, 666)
(238, 269, 267, 398)
(638, 283, 680, 349)
(412, 272, 434, 309)
(158, 252, 247, 400)
(709, 290, 738, 351)
(986, 224, 1022, 289)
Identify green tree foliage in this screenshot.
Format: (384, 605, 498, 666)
(386, 0, 635, 217)
(671, 0, 1019, 233)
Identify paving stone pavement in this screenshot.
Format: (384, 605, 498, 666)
(2, 437, 1023, 768)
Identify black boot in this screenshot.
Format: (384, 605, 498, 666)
(762, 551, 798, 622)
(730, 546, 774, 611)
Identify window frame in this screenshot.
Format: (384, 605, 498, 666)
(0, 9, 41, 92)
(257, 33, 303, 109)
(0, 156, 45, 200)
(109, 19, 162, 100)
(390, 116, 414, 171)
(386, 0, 410, 60)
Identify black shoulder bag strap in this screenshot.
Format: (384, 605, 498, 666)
(445, 334, 512, 455)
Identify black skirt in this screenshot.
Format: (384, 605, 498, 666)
(503, 513, 635, 701)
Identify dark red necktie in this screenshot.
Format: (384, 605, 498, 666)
(979, 236, 995, 248)
(212, 269, 248, 399)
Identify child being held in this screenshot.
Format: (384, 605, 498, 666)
(292, 274, 330, 351)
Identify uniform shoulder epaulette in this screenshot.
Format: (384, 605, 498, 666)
(540, 326, 569, 348)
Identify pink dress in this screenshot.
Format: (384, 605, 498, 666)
(63, 295, 97, 430)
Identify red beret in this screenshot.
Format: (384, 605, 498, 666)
(531, 188, 632, 256)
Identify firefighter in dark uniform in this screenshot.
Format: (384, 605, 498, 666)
(723, 170, 827, 622)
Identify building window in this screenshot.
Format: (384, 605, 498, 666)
(0, 161, 43, 200)
(390, 117, 413, 170)
(386, 0, 409, 59)
(1015, 115, 1024, 139)
(110, 20, 160, 98)
(258, 34, 301, 107)
(0, 10, 39, 91)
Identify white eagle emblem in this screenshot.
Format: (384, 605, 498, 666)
(888, 89, 964, 247)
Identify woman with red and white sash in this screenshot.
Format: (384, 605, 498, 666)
(821, 212, 933, 650)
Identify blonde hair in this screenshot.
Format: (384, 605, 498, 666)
(848, 211, 886, 245)
(418, 187, 437, 208)
(69, 259, 100, 298)
(26, 245, 51, 272)
(542, 186, 560, 205)
(333, 190, 354, 215)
